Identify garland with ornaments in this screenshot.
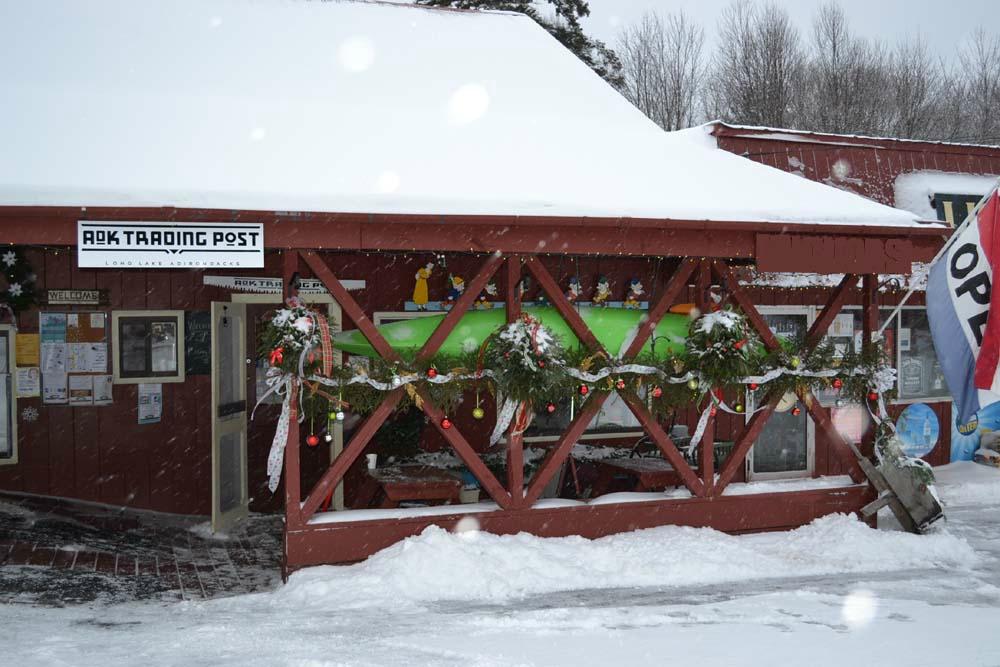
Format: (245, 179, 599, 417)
(258, 301, 902, 491)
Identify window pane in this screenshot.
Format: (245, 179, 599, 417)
(899, 310, 947, 400)
(121, 321, 149, 373)
(150, 321, 178, 372)
(588, 392, 640, 430)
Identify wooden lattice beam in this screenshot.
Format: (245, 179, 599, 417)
(415, 387, 513, 508)
(805, 273, 858, 349)
(521, 394, 610, 506)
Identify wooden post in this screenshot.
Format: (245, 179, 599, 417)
(282, 250, 302, 529)
(505, 256, 525, 506)
(696, 260, 715, 496)
(862, 274, 878, 353)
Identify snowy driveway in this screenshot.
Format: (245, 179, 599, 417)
(4, 462, 1000, 666)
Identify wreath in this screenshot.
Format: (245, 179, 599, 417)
(685, 308, 760, 392)
(481, 314, 571, 407)
(258, 298, 335, 377)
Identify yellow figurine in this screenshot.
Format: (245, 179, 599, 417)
(413, 262, 434, 310)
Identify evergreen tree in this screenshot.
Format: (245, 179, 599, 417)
(416, 0, 623, 87)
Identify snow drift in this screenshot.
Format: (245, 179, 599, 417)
(277, 514, 976, 608)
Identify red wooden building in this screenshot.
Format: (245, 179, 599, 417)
(0, 1, 957, 570)
(708, 122, 1000, 466)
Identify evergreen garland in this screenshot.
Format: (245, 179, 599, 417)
(258, 305, 897, 423)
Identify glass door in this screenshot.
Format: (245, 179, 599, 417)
(211, 301, 249, 531)
(0, 328, 13, 462)
(748, 309, 814, 480)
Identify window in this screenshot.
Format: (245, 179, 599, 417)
(896, 309, 947, 401)
(840, 306, 948, 403)
(112, 311, 185, 383)
(0, 326, 15, 464)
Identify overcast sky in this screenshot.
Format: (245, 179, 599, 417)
(582, 0, 994, 62)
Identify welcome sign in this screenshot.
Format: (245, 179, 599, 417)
(77, 221, 264, 268)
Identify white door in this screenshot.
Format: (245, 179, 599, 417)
(747, 309, 815, 480)
(211, 301, 249, 531)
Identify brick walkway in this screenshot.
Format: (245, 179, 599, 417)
(0, 493, 283, 605)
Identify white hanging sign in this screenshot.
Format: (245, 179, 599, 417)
(77, 221, 264, 268)
(203, 276, 365, 293)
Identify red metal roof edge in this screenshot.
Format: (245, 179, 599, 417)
(707, 120, 1000, 157)
(0, 205, 947, 239)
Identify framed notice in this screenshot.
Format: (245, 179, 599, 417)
(112, 311, 185, 383)
(38, 310, 111, 407)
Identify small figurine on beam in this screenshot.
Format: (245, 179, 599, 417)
(413, 262, 434, 311)
(623, 278, 644, 309)
(566, 276, 582, 303)
(592, 275, 611, 307)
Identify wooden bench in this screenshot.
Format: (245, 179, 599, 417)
(367, 465, 463, 509)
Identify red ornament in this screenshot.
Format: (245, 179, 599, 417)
(440, 417, 452, 430)
(546, 402, 557, 413)
(579, 385, 589, 396)
(868, 391, 879, 401)
(269, 346, 284, 366)
(791, 407, 802, 416)
(733, 338, 747, 350)
(832, 378, 843, 389)
(652, 386, 663, 398)
(427, 368, 438, 379)
(615, 378, 626, 390)
(538, 360, 546, 368)
(305, 434, 320, 447)
(748, 382, 759, 391)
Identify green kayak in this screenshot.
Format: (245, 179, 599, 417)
(332, 306, 689, 358)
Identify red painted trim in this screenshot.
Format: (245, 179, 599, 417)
(285, 485, 874, 569)
(0, 205, 947, 240)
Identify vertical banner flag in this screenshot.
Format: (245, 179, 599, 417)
(927, 182, 1000, 425)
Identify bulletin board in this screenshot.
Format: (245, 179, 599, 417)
(38, 311, 112, 406)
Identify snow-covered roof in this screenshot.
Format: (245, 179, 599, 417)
(894, 172, 999, 219)
(0, 0, 931, 228)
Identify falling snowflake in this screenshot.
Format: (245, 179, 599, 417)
(1, 251, 15, 267)
(21, 406, 38, 422)
(7, 282, 21, 297)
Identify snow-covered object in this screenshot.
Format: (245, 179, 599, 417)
(894, 171, 999, 219)
(279, 514, 976, 607)
(0, 1, 928, 228)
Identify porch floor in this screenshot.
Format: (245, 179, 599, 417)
(0, 493, 282, 606)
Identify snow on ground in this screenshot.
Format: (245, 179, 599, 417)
(4, 464, 1000, 665)
(281, 514, 974, 608)
(935, 461, 1000, 506)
